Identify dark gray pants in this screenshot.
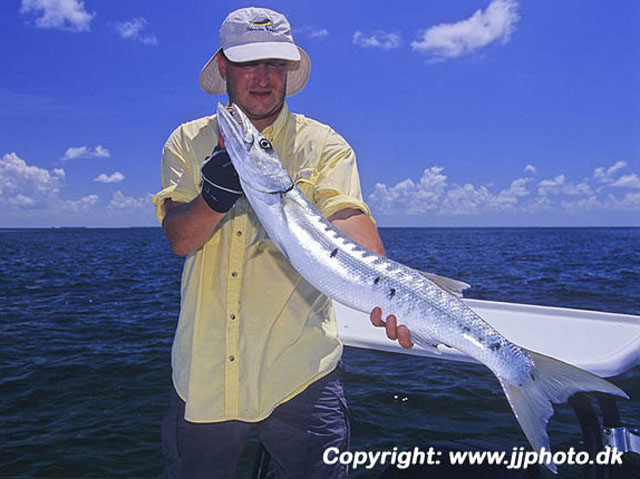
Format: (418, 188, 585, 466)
(162, 365, 350, 479)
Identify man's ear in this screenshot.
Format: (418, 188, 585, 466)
(216, 53, 227, 79)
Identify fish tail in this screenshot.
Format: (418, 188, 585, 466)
(498, 349, 628, 474)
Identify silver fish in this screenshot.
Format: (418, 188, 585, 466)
(216, 103, 627, 473)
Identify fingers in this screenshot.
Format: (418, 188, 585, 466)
(385, 315, 398, 341)
(369, 308, 413, 349)
(370, 307, 385, 327)
(396, 324, 413, 349)
(218, 136, 226, 149)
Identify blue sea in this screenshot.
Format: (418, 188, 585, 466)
(1, 227, 638, 478)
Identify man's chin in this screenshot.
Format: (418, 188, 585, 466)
(242, 102, 284, 121)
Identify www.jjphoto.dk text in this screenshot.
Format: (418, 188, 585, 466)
(322, 445, 624, 470)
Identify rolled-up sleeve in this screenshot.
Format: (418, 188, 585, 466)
(313, 129, 373, 221)
(152, 126, 200, 223)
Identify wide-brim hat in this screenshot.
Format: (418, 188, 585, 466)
(200, 7, 311, 97)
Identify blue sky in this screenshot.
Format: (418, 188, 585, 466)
(1, 0, 638, 227)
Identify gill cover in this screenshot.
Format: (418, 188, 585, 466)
(216, 103, 294, 194)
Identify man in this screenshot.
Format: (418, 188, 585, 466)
(153, 7, 411, 478)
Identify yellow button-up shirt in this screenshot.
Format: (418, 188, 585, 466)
(153, 103, 372, 422)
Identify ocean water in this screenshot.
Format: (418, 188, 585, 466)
(0, 227, 638, 478)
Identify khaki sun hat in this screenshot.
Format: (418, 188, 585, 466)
(200, 7, 311, 97)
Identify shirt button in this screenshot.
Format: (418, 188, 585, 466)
(230, 314, 236, 320)
(237, 231, 242, 236)
(229, 355, 235, 362)
(231, 271, 238, 278)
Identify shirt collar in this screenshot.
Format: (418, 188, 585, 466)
(261, 102, 289, 141)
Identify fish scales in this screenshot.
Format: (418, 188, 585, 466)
(281, 186, 528, 380)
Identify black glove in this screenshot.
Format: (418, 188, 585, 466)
(201, 145, 242, 213)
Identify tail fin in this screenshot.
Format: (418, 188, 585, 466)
(498, 349, 628, 474)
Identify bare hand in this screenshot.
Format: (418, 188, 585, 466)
(369, 307, 413, 349)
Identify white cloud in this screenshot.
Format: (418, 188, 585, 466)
(370, 167, 447, 214)
(537, 175, 593, 197)
(20, 0, 94, 32)
(353, 31, 402, 50)
(442, 183, 512, 215)
(537, 174, 565, 195)
(503, 178, 530, 198)
(60, 194, 99, 212)
(565, 182, 593, 196)
(106, 190, 154, 214)
(523, 195, 553, 212)
(0, 152, 160, 225)
(592, 161, 640, 190)
(561, 196, 602, 214)
(441, 178, 530, 215)
(295, 26, 329, 39)
(411, 0, 519, 60)
(62, 145, 110, 161)
(524, 164, 537, 175)
(94, 171, 125, 184)
(309, 28, 329, 39)
(616, 192, 640, 210)
(367, 161, 640, 217)
(1, 152, 100, 214)
(0, 152, 65, 207)
(609, 174, 640, 189)
(114, 17, 158, 45)
(8, 194, 36, 207)
(594, 160, 627, 184)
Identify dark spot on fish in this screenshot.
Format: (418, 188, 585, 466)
(389, 288, 396, 299)
(374, 277, 381, 284)
(330, 248, 338, 258)
(463, 326, 471, 332)
(490, 342, 501, 351)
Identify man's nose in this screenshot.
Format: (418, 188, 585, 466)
(253, 64, 271, 87)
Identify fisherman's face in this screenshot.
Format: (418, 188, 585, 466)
(218, 54, 287, 130)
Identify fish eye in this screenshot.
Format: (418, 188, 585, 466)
(259, 138, 272, 150)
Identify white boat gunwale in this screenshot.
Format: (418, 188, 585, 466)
(335, 298, 640, 378)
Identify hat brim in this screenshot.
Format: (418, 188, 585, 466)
(199, 46, 310, 97)
(225, 42, 300, 63)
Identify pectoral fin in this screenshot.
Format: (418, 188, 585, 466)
(420, 271, 470, 298)
(411, 332, 444, 355)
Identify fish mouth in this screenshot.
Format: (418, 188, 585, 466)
(216, 103, 254, 150)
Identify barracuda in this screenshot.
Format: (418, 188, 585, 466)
(216, 103, 627, 473)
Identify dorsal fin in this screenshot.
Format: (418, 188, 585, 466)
(419, 271, 470, 297)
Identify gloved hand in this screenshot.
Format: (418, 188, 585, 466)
(201, 144, 242, 213)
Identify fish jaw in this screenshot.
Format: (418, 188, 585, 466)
(216, 102, 293, 195)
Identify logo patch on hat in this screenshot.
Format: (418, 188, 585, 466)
(251, 17, 272, 27)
